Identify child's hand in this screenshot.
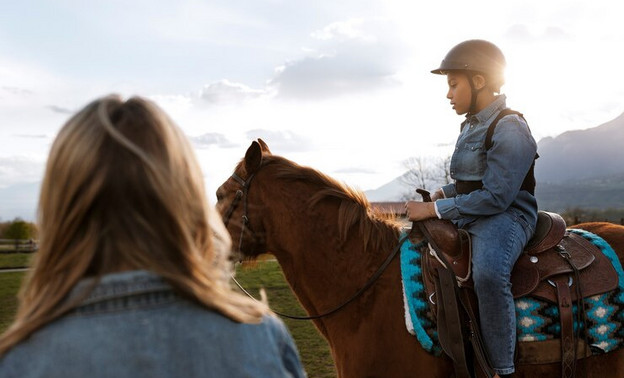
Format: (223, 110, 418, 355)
(405, 201, 437, 221)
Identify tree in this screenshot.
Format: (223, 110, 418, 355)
(434, 155, 452, 186)
(0, 221, 9, 239)
(400, 156, 431, 199)
(2, 218, 37, 240)
(400, 155, 452, 200)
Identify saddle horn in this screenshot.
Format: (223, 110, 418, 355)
(416, 188, 432, 202)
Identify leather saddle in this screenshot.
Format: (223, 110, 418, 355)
(416, 211, 619, 377)
(418, 211, 618, 300)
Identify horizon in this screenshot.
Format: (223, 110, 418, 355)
(2, 0, 624, 220)
(2, 110, 622, 222)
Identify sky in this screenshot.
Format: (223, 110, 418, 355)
(1, 0, 624, 220)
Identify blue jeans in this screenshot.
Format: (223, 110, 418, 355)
(465, 209, 534, 375)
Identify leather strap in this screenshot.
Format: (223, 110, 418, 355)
(555, 276, 576, 378)
(458, 288, 495, 378)
(436, 266, 472, 378)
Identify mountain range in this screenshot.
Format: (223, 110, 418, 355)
(366, 112, 624, 212)
(535, 112, 624, 183)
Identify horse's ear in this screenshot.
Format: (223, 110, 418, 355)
(245, 141, 263, 174)
(257, 138, 271, 154)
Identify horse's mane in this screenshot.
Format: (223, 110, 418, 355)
(250, 155, 401, 252)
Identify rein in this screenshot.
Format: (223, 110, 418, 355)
(222, 170, 420, 320)
(233, 235, 416, 320)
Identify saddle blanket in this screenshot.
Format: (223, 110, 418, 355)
(400, 229, 624, 356)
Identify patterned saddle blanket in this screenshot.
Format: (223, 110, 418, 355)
(400, 229, 624, 357)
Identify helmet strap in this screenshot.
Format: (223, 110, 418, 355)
(466, 71, 484, 116)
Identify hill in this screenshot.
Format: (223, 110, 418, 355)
(536, 173, 624, 212)
(535, 112, 624, 182)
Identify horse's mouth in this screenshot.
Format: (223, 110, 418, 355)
(228, 239, 267, 262)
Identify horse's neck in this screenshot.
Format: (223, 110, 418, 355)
(264, 186, 398, 327)
(260, 183, 454, 377)
(271, 217, 381, 307)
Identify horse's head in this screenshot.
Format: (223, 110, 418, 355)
(216, 139, 271, 261)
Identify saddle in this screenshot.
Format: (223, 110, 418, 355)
(416, 211, 619, 378)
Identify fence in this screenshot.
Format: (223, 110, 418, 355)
(0, 239, 38, 253)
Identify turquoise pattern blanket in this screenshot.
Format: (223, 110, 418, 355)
(400, 233, 441, 355)
(400, 229, 624, 356)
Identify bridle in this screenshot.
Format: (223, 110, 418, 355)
(222, 172, 258, 255)
(221, 169, 421, 320)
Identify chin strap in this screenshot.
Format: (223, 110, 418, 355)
(466, 71, 485, 116)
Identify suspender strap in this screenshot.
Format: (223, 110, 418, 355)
(485, 109, 523, 149)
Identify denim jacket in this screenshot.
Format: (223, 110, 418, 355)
(0, 270, 306, 378)
(435, 95, 538, 229)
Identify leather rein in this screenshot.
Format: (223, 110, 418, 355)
(222, 171, 418, 320)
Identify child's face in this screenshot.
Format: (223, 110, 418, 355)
(445, 72, 471, 115)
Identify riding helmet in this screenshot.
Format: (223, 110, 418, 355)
(431, 39, 506, 79)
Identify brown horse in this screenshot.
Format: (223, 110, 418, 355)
(216, 139, 624, 378)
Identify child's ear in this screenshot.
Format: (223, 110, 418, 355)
(472, 74, 487, 90)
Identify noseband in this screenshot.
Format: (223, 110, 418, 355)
(222, 172, 258, 255)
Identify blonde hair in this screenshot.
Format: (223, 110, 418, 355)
(0, 95, 266, 355)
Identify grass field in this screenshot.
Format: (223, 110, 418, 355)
(0, 258, 336, 377)
(0, 272, 24, 332)
(0, 253, 33, 269)
(234, 260, 336, 377)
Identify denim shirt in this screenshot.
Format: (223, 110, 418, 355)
(435, 95, 538, 229)
(0, 270, 306, 378)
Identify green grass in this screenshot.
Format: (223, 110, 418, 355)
(0, 272, 24, 332)
(234, 260, 336, 377)
(0, 260, 336, 377)
(0, 253, 33, 269)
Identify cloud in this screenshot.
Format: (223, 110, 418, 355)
(269, 55, 399, 100)
(136, 1, 270, 43)
(245, 129, 312, 152)
(505, 24, 570, 42)
(189, 132, 238, 149)
(46, 105, 74, 114)
(310, 19, 377, 42)
(0, 156, 45, 189)
(543, 26, 569, 40)
(198, 79, 267, 105)
(1, 86, 34, 96)
(505, 24, 533, 41)
(12, 134, 48, 139)
(268, 18, 405, 100)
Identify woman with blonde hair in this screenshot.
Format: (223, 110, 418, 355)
(0, 95, 305, 378)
